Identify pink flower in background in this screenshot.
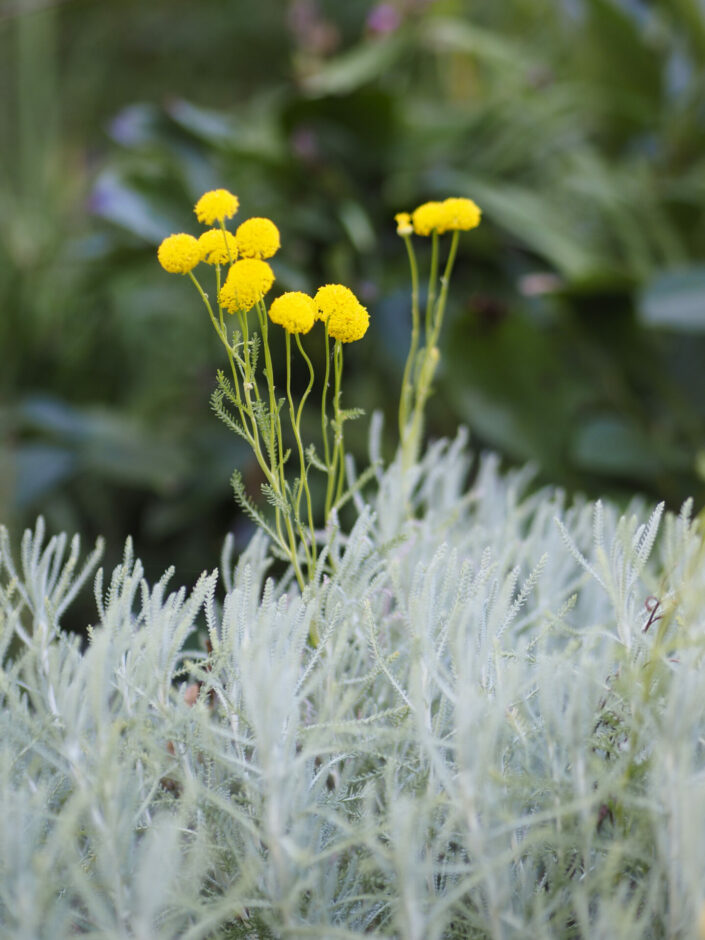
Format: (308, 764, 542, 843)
(366, 3, 402, 34)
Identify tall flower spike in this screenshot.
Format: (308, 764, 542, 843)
(194, 189, 239, 225)
(157, 233, 201, 274)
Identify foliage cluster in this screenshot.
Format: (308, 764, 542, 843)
(3, 0, 705, 585)
(2, 429, 705, 937)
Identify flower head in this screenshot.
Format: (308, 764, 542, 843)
(314, 283, 369, 343)
(198, 228, 238, 265)
(269, 292, 316, 335)
(437, 197, 481, 233)
(235, 217, 281, 259)
(219, 259, 275, 313)
(395, 212, 413, 236)
(411, 201, 444, 236)
(194, 188, 239, 225)
(157, 233, 201, 274)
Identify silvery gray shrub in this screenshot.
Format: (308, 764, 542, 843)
(1, 425, 704, 938)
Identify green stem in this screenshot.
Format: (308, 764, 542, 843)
(429, 230, 459, 348)
(295, 332, 318, 566)
(402, 230, 460, 474)
(425, 230, 439, 337)
(398, 233, 421, 442)
(285, 333, 314, 573)
(331, 341, 346, 509)
(321, 321, 333, 477)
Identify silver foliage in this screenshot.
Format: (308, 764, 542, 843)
(1, 431, 705, 937)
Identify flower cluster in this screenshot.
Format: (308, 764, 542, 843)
(155, 187, 482, 590)
(157, 190, 370, 347)
(399, 196, 482, 237)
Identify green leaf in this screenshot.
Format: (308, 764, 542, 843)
(570, 416, 688, 479)
(302, 34, 406, 96)
(637, 267, 705, 332)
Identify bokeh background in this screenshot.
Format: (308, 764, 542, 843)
(2, 0, 705, 585)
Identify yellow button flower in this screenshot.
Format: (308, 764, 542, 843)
(219, 259, 275, 313)
(269, 292, 316, 335)
(235, 217, 281, 259)
(198, 228, 238, 265)
(411, 201, 444, 236)
(395, 212, 413, 236)
(157, 233, 201, 274)
(194, 188, 239, 225)
(437, 197, 481, 233)
(314, 284, 369, 343)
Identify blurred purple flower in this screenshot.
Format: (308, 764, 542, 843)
(366, 3, 402, 34)
(291, 126, 319, 163)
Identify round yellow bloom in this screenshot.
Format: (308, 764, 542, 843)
(411, 201, 444, 236)
(269, 292, 316, 335)
(395, 212, 413, 236)
(198, 228, 238, 265)
(314, 283, 369, 343)
(157, 233, 201, 274)
(235, 217, 281, 260)
(437, 197, 481, 233)
(194, 188, 239, 225)
(219, 259, 275, 313)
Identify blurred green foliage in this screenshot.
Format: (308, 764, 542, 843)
(2, 0, 705, 583)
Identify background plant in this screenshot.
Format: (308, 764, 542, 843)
(3, 0, 705, 606)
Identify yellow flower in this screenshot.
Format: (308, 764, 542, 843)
(194, 188, 239, 225)
(157, 233, 201, 274)
(411, 201, 444, 236)
(314, 284, 369, 343)
(235, 217, 281, 259)
(198, 228, 238, 265)
(395, 212, 413, 236)
(437, 197, 481, 233)
(269, 292, 316, 335)
(219, 259, 274, 313)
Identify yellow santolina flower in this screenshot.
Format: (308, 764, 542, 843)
(437, 197, 481, 233)
(194, 188, 239, 225)
(198, 228, 238, 265)
(235, 217, 281, 260)
(411, 201, 444, 236)
(157, 233, 201, 274)
(314, 284, 369, 343)
(219, 259, 274, 313)
(395, 212, 413, 236)
(269, 291, 316, 335)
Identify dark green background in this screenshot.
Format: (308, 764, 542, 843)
(2, 0, 705, 586)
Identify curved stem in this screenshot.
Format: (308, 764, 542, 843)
(324, 339, 344, 520)
(285, 332, 314, 573)
(295, 332, 318, 566)
(321, 322, 332, 471)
